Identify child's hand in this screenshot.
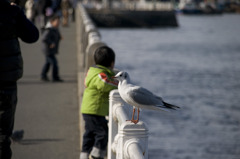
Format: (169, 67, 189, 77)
(49, 43, 55, 48)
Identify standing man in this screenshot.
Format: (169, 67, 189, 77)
(0, 0, 39, 159)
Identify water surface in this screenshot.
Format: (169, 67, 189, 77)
(100, 14, 240, 159)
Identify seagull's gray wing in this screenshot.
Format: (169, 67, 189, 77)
(128, 86, 164, 106)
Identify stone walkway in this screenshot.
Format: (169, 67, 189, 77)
(11, 22, 80, 159)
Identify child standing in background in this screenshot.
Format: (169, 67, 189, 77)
(80, 46, 118, 159)
(41, 15, 63, 82)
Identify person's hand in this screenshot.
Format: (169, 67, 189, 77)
(49, 43, 55, 48)
(11, 2, 17, 5)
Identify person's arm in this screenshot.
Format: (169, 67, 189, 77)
(96, 72, 118, 92)
(42, 30, 56, 49)
(42, 30, 52, 44)
(14, 5, 39, 43)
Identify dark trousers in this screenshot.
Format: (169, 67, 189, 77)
(41, 55, 59, 80)
(0, 86, 17, 159)
(82, 114, 108, 154)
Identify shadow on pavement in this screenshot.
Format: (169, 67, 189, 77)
(18, 74, 77, 85)
(15, 138, 64, 145)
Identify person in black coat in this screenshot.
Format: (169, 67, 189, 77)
(0, 0, 39, 158)
(41, 15, 63, 82)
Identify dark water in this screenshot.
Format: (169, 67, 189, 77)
(100, 14, 240, 159)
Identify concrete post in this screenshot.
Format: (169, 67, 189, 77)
(108, 90, 149, 159)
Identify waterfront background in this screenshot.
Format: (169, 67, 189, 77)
(100, 14, 240, 159)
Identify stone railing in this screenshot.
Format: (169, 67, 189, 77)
(76, 3, 106, 71)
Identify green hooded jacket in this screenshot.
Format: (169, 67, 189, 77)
(81, 65, 118, 116)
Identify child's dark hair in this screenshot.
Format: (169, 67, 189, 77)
(94, 46, 115, 67)
(49, 14, 60, 22)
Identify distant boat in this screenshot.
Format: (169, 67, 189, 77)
(83, 1, 178, 28)
(179, 1, 222, 15)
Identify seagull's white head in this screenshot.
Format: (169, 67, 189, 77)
(114, 71, 130, 83)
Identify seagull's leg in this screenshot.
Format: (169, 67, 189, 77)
(131, 107, 136, 121)
(127, 107, 140, 124)
(132, 108, 140, 124)
(127, 107, 136, 123)
(136, 108, 140, 123)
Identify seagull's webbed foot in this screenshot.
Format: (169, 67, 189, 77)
(131, 119, 139, 124)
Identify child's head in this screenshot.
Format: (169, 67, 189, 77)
(49, 15, 60, 28)
(94, 46, 115, 69)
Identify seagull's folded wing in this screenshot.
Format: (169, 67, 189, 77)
(129, 86, 164, 106)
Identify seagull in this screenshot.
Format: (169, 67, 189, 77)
(113, 71, 180, 124)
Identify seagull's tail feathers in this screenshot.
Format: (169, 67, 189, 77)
(162, 101, 180, 110)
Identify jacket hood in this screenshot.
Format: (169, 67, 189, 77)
(45, 21, 53, 28)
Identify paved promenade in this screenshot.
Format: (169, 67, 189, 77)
(11, 23, 80, 159)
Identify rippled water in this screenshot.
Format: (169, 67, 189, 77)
(100, 14, 240, 159)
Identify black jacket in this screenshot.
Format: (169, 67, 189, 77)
(42, 27, 61, 56)
(0, 0, 39, 83)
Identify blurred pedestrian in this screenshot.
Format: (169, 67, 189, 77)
(0, 0, 39, 159)
(52, 0, 62, 13)
(61, 0, 72, 27)
(34, 0, 52, 29)
(80, 46, 118, 159)
(41, 15, 64, 82)
(70, 0, 78, 22)
(25, 0, 35, 22)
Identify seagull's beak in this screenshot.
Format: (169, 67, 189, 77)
(112, 76, 116, 79)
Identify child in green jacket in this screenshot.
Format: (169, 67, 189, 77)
(80, 46, 118, 159)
